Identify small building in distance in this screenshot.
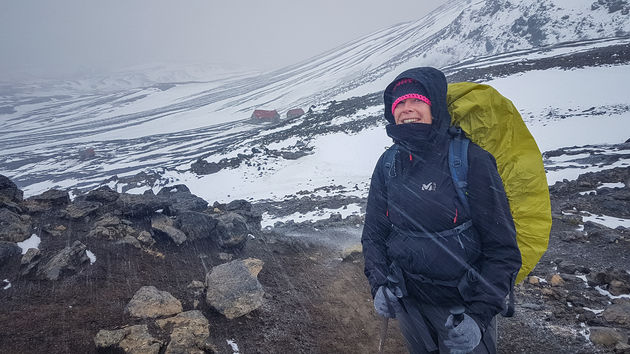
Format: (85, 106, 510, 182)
(251, 109, 280, 123)
(79, 147, 96, 160)
(286, 108, 305, 119)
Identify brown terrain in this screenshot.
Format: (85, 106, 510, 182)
(0, 163, 629, 353)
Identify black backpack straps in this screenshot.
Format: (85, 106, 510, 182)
(382, 144, 399, 185)
(448, 127, 471, 214)
(448, 126, 518, 318)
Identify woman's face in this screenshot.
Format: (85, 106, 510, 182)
(393, 98, 433, 125)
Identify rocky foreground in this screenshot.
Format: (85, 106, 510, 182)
(0, 165, 629, 353)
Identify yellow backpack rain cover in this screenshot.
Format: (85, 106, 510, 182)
(447, 82, 551, 283)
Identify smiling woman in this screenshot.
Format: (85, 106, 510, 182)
(362, 67, 522, 353)
(391, 78, 434, 125)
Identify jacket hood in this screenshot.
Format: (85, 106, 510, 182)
(383, 67, 451, 138)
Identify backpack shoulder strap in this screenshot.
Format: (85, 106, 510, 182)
(448, 126, 471, 214)
(382, 144, 399, 185)
(448, 126, 517, 318)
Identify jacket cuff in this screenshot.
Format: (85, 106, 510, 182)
(467, 302, 498, 331)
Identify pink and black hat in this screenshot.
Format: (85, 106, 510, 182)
(390, 78, 432, 116)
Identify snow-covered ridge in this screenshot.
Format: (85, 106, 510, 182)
(2, 0, 628, 147)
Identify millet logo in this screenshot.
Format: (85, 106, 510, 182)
(421, 182, 437, 191)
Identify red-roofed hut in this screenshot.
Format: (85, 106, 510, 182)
(251, 109, 280, 123)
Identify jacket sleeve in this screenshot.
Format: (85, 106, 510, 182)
(466, 145, 522, 328)
(361, 154, 392, 298)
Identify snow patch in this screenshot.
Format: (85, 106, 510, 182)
(595, 286, 630, 299)
(226, 339, 240, 353)
(583, 307, 604, 314)
(86, 250, 96, 265)
(261, 204, 362, 228)
(17, 234, 41, 254)
(581, 212, 630, 229)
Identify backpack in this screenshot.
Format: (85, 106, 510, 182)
(382, 82, 551, 316)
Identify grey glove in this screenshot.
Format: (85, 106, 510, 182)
(444, 313, 482, 354)
(373, 286, 402, 318)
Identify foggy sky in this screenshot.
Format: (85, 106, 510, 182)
(0, 0, 447, 81)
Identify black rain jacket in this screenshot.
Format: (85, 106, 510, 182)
(361, 67, 522, 327)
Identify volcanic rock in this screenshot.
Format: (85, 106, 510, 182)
(157, 185, 208, 215)
(20, 248, 41, 276)
(94, 324, 162, 354)
(0, 175, 23, 202)
(115, 193, 169, 218)
(36, 240, 89, 280)
(603, 303, 630, 326)
(27, 189, 70, 207)
(0, 241, 21, 266)
(175, 211, 218, 241)
(124, 286, 183, 319)
(82, 186, 120, 203)
(155, 310, 211, 354)
(205, 258, 264, 319)
(0, 208, 31, 242)
(213, 212, 249, 249)
(589, 326, 629, 348)
(151, 213, 187, 245)
(64, 200, 102, 220)
(87, 214, 139, 240)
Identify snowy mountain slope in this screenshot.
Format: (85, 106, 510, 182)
(3, 39, 629, 226)
(1, 0, 628, 150)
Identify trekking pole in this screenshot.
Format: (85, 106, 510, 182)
(378, 316, 389, 354)
(450, 306, 466, 327)
(448, 306, 467, 354)
(378, 277, 399, 354)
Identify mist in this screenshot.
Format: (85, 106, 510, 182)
(0, 0, 447, 81)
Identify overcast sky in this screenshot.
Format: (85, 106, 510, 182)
(0, 0, 447, 81)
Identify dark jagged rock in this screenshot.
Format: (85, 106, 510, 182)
(191, 155, 244, 175)
(20, 248, 41, 276)
(82, 185, 120, 203)
(174, 211, 218, 241)
(0, 241, 21, 266)
(214, 212, 249, 250)
(215, 199, 262, 232)
(87, 214, 139, 240)
(0, 199, 24, 214)
(157, 185, 208, 215)
(27, 189, 70, 207)
(0, 208, 32, 242)
(115, 193, 169, 218)
(41, 223, 68, 237)
(63, 200, 102, 220)
(224, 199, 252, 212)
(0, 175, 23, 202)
(151, 213, 187, 245)
(205, 258, 264, 319)
(36, 240, 89, 281)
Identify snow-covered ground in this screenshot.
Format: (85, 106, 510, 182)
(1, 1, 629, 229)
(166, 64, 630, 205)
